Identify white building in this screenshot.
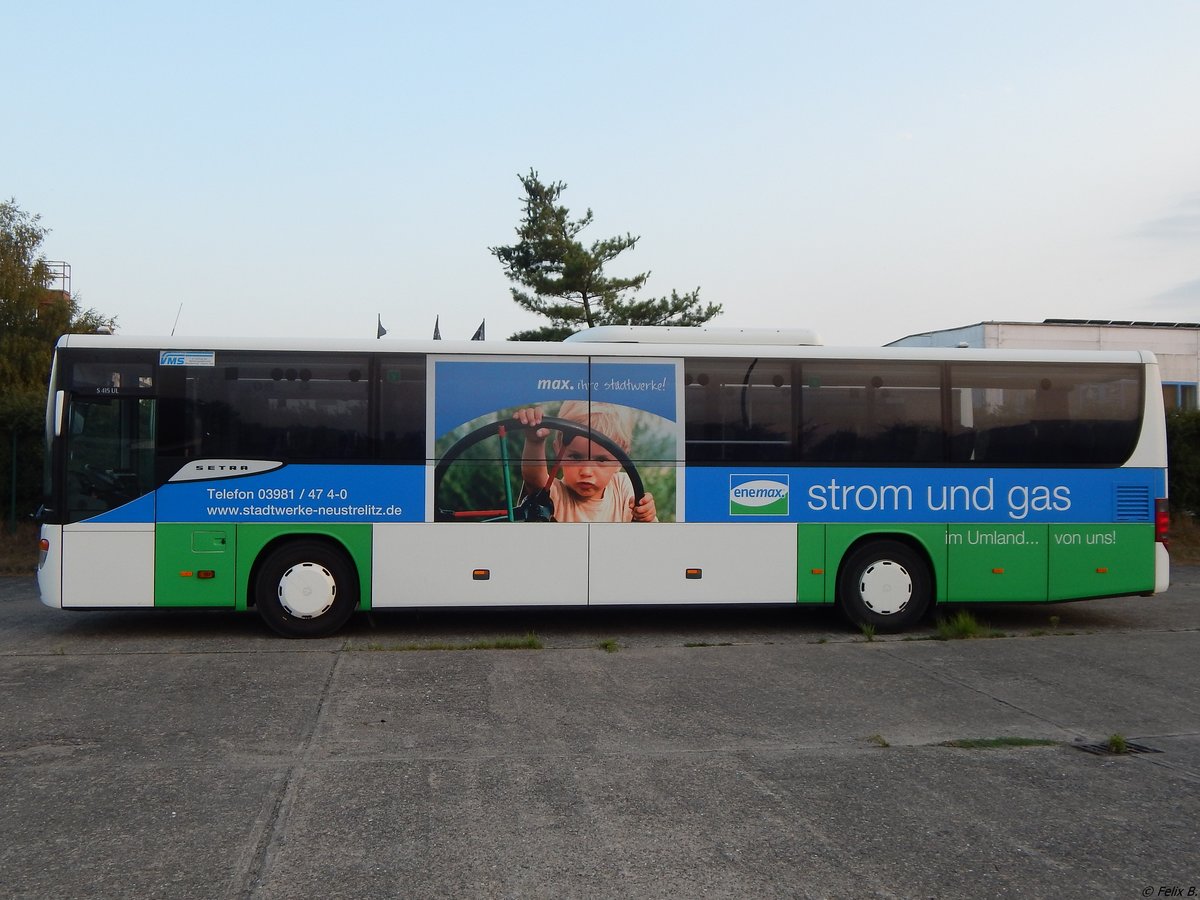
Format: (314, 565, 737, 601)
(888, 319, 1200, 412)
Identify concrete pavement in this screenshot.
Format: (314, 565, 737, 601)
(1, 569, 1198, 898)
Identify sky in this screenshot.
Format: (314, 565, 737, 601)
(5, 1, 1199, 347)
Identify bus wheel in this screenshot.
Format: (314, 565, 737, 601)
(254, 541, 359, 638)
(837, 540, 931, 633)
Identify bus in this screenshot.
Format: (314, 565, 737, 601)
(36, 326, 1170, 637)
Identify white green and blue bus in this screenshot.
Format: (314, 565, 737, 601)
(37, 326, 1170, 637)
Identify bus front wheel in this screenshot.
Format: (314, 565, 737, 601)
(837, 540, 931, 633)
(254, 540, 359, 638)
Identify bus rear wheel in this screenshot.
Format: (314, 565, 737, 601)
(254, 540, 359, 638)
(837, 540, 931, 633)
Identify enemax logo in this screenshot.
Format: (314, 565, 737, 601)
(729, 475, 790, 516)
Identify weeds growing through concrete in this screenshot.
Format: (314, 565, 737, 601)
(934, 610, 1005, 640)
(353, 632, 544, 652)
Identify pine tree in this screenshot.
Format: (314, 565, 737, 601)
(490, 171, 721, 340)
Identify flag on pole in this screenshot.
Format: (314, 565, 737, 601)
(471, 319, 485, 341)
(433, 316, 442, 340)
(376, 315, 387, 339)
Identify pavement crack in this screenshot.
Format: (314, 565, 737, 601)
(236, 651, 342, 900)
(877, 645, 1087, 740)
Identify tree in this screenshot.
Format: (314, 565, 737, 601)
(1, 199, 114, 522)
(1167, 409, 1200, 515)
(490, 170, 721, 340)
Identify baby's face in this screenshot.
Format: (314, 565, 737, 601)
(558, 436, 620, 499)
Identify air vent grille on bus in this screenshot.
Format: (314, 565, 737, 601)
(1114, 485, 1152, 522)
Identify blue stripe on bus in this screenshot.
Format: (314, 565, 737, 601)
(155, 464, 425, 523)
(684, 466, 1164, 524)
(77, 492, 156, 524)
(77, 464, 1164, 526)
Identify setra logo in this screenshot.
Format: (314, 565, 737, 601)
(729, 475, 790, 516)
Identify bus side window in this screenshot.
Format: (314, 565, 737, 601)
(64, 394, 157, 521)
(801, 361, 943, 464)
(948, 363, 1141, 465)
(949, 388, 976, 461)
(183, 354, 370, 462)
(684, 358, 794, 463)
(378, 357, 426, 462)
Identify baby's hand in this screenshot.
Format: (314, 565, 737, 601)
(631, 491, 656, 522)
(515, 407, 549, 441)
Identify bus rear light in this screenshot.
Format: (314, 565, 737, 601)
(197, 570, 216, 580)
(39, 539, 50, 553)
(1155, 499, 1170, 546)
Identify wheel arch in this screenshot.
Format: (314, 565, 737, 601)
(829, 527, 945, 609)
(236, 525, 372, 611)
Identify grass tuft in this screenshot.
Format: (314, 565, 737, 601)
(352, 632, 544, 652)
(867, 733, 890, 748)
(934, 610, 1005, 640)
(1106, 732, 1129, 754)
(597, 638, 620, 653)
(859, 623, 876, 642)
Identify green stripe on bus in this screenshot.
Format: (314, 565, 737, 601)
(807, 523, 1155, 607)
(154, 523, 373, 611)
(1046, 523, 1154, 601)
(154, 523, 236, 608)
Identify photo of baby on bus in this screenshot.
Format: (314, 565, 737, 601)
(516, 401, 657, 522)
(434, 399, 677, 524)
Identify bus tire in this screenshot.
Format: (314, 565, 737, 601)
(837, 540, 931, 633)
(254, 540, 359, 638)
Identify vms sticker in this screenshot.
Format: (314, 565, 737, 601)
(729, 475, 790, 516)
